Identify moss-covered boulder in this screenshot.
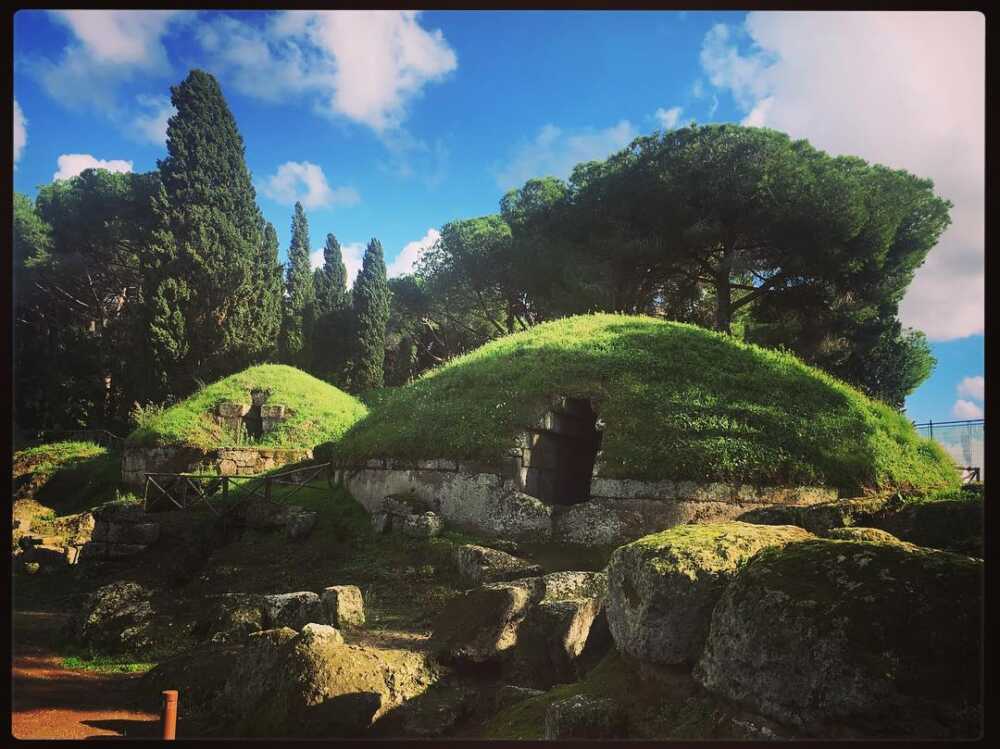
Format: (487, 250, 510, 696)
(217, 626, 440, 736)
(826, 527, 906, 545)
(605, 522, 813, 664)
(869, 499, 983, 557)
(694, 539, 982, 737)
(71, 581, 155, 653)
(738, 495, 890, 536)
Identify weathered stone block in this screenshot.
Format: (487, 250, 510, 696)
(606, 522, 813, 665)
(371, 512, 391, 534)
(401, 512, 444, 538)
(299, 622, 345, 646)
(261, 592, 324, 631)
(217, 401, 250, 418)
(454, 544, 543, 585)
(260, 404, 286, 419)
(321, 585, 366, 628)
(284, 509, 318, 540)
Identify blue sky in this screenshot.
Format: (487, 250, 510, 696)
(12, 10, 984, 423)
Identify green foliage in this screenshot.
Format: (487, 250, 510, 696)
(332, 314, 959, 496)
(14, 441, 126, 514)
(126, 364, 367, 449)
(279, 202, 316, 368)
(145, 69, 278, 398)
(351, 238, 390, 391)
(61, 653, 156, 674)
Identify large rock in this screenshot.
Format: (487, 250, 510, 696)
(738, 496, 889, 536)
(826, 526, 906, 545)
(868, 498, 983, 557)
(454, 544, 542, 585)
(430, 571, 609, 683)
(201, 593, 265, 644)
(694, 539, 982, 737)
(400, 512, 444, 539)
(218, 626, 440, 736)
(606, 522, 813, 665)
(72, 581, 156, 653)
(544, 694, 627, 739)
(260, 592, 323, 630)
(321, 585, 365, 628)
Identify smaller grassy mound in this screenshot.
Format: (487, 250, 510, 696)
(126, 365, 367, 450)
(329, 314, 958, 496)
(14, 440, 124, 516)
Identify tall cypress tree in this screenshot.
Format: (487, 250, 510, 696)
(313, 232, 350, 317)
(146, 69, 271, 396)
(351, 238, 390, 391)
(312, 232, 352, 379)
(254, 219, 284, 362)
(279, 202, 315, 368)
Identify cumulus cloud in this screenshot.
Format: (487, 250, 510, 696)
(261, 161, 360, 210)
(34, 11, 188, 113)
(654, 106, 683, 130)
(53, 153, 133, 181)
(496, 120, 638, 191)
(195, 11, 457, 132)
(952, 399, 983, 420)
(310, 241, 364, 289)
(957, 375, 985, 402)
(129, 94, 175, 146)
(699, 12, 984, 341)
(387, 228, 440, 278)
(13, 98, 26, 165)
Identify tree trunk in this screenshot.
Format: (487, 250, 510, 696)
(714, 245, 734, 334)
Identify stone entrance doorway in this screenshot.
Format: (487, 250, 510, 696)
(521, 398, 602, 506)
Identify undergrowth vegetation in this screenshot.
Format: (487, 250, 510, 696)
(327, 314, 959, 496)
(126, 364, 367, 450)
(13, 440, 124, 516)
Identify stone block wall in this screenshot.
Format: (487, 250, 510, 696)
(337, 458, 837, 546)
(122, 446, 313, 489)
(79, 504, 161, 562)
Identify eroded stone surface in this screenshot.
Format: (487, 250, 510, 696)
(544, 694, 627, 739)
(454, 545, 542, 585)
(322, 585, 365, 628)
(260, 592, 323, 630)
(694, 539, 982, 737)
(606, 522, 813, 665)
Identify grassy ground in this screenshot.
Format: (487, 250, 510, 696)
(125, 364, 367, 450)
(327, 314, 959, 497)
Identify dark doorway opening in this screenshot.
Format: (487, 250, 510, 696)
(522, 398, 602, 506)
(243, 388, 271, 441)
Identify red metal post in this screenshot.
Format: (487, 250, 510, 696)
(161, 690, 178, 740)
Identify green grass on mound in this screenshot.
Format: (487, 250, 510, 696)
(329, 314, 958, 496)
(14, 440, 124, 515)
(126, 364, 367, 450)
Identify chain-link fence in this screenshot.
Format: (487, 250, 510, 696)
(914, 419, 984, 482)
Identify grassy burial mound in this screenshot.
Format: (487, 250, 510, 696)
(127, 365, 367, 450)
(329, 314, 957, 496)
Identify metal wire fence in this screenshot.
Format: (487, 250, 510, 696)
(913, 419, 985, 482)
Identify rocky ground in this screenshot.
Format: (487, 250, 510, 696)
(11, 477, 984, 740)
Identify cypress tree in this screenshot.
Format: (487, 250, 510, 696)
(146, 69, 271, 396)
(312, 233, 352, 379)
(253, 219, 284, 361)
(313, 232, 350, 317)
(351, 238, 390, 391)
(279, 202, 315, 368)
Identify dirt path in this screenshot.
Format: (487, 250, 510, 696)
(12, 611, 161, 740)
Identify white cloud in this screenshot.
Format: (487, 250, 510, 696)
(261, 161, 360, 210)
(341, 242, 366, 289)
(387, 228, 440, 278)
(195, 11, 457, 132)
(654, 106, 683, 130)
(952, 399, 983, 420)
(129, 94, 175, 146)
(13, 99, 26, 165)
(35, 11, 188, 113)
(496, 120, 638, 191)
(53, 154, 133, 181)
(957, 375, 985, 402)
(699, 12, 984, 341)
(309, 249, 324, 270)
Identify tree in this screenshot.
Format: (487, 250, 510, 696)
(253, 220, 285, 363)
(279, 202, 316, 368)
(350, 238, 390, 391)
(145, 69, 275, 398)
(14, 171, 161, 430)
(312, 232, 352, 380)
